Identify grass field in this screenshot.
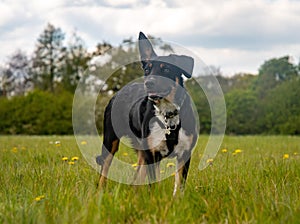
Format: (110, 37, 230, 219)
(0, 135, 299, 223)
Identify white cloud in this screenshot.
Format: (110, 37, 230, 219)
(193, 43, 300, 76)
(0, 0, 299, 75)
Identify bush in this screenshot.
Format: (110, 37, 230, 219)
(0, 91, 73, 135)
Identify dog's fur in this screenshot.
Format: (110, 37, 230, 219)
(96, 32, 198, 195)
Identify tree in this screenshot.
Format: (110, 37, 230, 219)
(226, 89, 258, 134)
(255, 56, 298, 97)
(61, 31, 91, 93)
(91, 39, 142, 93)
(0, 50, 31, 97)
(258, 77, 300, 134)
(31, 23, 66, 92)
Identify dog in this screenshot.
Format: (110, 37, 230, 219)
(96, 32, 198, 195)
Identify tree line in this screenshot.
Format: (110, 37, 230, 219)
(0, 23, 299, 135)
(187, 56, 300, 135)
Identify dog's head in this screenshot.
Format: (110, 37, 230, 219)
(138, 32, 194, 102)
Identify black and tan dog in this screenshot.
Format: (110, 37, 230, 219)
(96, 32, 198, 195)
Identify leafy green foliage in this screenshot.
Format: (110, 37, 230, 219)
(0, 91, 73, 134)
(255, 56, 298, 97)
(226, 89, 258, 134)
(186, 56, 300, 135)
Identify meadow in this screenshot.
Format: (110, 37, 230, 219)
(0, 135, 299, 223)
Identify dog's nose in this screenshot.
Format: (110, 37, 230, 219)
(145, 80, 155, 90)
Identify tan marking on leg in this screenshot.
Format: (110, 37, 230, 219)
(173, 164, 184, 196)
(155, 162, 161, 182)
(98, 140, 119, 189)
(133, 150, 147, 185)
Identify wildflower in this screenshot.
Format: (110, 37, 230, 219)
(62, 156, 68, 161)
(206, 158, 214, 165)
(11, 147, 18, 153)
(233, 149, 242, 155)
(131, 163, 138, 170)
(221, 149, 228, 153)
(123, 152, 128, 156)
(171, 172, 176, 176)
(160, 170, 165, 174)
(294, 152, 298, 156)
(35, 195, 45, 202)
(166, 162, 175, 168)
(81, 141, 87, 145)
(71, 156, 79, 161)
(283, 154, 289, 159)
(55, 141, 61, 147)
(132, 163, 138, 167)
(234, 149, 242, 153)
(68, 161, 75, 165)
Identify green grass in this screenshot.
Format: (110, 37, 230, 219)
(0, 136, 299, 223)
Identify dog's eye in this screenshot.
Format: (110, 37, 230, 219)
(145, 68, 150, 74)
(144, 63, 152, 75)
(162, 68, 170, 73)
(144, 67, 151, 75)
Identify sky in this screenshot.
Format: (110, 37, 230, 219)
(0, 0, 299, 76)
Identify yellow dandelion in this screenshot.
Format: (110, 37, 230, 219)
(221, 149, 228, 153)
(55, 141, 61, 147)
(166, 162, 175, 168)
(283, 154, 289, 159)
(131, 163, 138, 170)
(294, 152, 298, 156)
(123, 152, 128, 156)
(234, 149, 242, 153)
(62, 156, 68, 161)
(68, 161, 75, 165)
(11, 147, 18, 153)
(71, 156, 79, 161)
(35, 195, 45, 202)
(80, 141, 87, 145)
(206, 158, 214, 164)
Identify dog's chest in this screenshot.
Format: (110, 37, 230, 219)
(148, 122, 191, 158)
(147, 100, 191, 158)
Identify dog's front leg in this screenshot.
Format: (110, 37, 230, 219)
(144, 150, 156, 183)
(155, 161, 161, 182)
(133, 150, 156, 185)
(133, 150, 147, 185)
(173, 157, 191, 196)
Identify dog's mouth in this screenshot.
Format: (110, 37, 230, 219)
(147, 89, 171, 101)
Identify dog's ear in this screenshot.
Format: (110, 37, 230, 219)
(166, 55, 194, 78)
(138, 32, 157, 63)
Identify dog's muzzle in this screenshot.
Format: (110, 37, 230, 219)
(145, 80, 172, 100)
